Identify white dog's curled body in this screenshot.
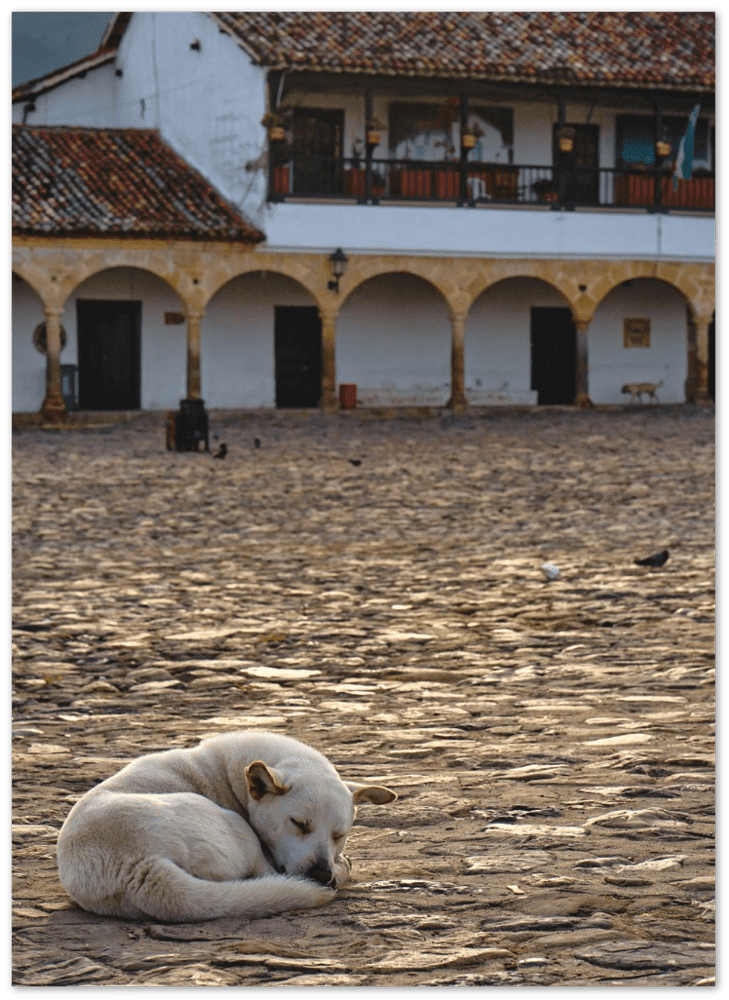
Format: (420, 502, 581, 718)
(56, 731, 396, 923)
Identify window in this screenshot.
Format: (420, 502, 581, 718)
(388, 102, 513, 163)
(616, 114, 711, 171)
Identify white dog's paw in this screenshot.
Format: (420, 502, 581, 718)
(333, 855, 352, 887)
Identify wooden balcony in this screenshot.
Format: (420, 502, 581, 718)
(269, 156, 715, 213)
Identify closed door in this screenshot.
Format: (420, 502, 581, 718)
(530, 307, 576, 405)
(554, 123, 599, 204)
(293, 108, 343, 195)
(77, 300, 141, 410)
(274, 306, 322, 408)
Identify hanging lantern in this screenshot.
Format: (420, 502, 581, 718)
(655, 139, 672, 158)
(461, 123, 483, 150)
(261, 111, 286, 141)
(366, 116, 386, 147)
(556, 125, 576, 154)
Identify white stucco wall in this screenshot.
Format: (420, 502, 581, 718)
(263, 202, 714, 263)
(12, 276, 47, 412)
(12, 62, 119, 126)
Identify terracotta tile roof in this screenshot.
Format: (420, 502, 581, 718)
(12, 125, 264, 242)
(214, 11, 714, 91)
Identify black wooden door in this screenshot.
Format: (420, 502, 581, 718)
(77, 300, 141, 410)
(530, 307, 577, 405)
(274, 306, 322, 408)
(292, 108, 343, 195)
(554, 124, 600, 204)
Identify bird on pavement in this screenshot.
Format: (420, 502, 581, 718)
(213, 443, 228, 459)
(634, 549, 669, 568)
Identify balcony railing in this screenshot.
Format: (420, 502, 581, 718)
(269, 155, 715, 212)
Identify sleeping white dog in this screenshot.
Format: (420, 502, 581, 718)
(56, 731, 396, 923)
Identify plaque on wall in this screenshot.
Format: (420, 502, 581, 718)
(623, 317, 651, 348)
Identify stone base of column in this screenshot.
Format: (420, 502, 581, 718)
(40, 394, 67, 423)
(319, 389, 338, 413)
(168, 398, 209, 451)
(445, 391, 469, 412)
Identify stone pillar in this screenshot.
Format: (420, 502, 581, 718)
(692, 315, 712, 403)
(319, 307, 338, 411)
(446, 311, 469, 411)
(574, 317, 591, 403)
(186, 310, 203, 399)
(40, 307, 66, 422)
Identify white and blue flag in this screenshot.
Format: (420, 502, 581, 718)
(673, 103, 701, 187)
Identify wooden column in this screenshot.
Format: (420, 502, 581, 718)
(186, 310, 203, 399)
(446, 310, 469, 411)
(574, 317, 591, 402)
(319, 307, 338, 411)
(40, 307, 66, 422)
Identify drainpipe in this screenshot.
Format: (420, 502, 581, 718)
(40, 307, 66, 422)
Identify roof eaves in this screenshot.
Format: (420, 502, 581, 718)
(12, 48, 116, 103)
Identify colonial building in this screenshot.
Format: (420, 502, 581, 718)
(12, 11, 715, 418)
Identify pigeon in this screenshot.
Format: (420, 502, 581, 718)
(254, 437, 261, 449)
(212, 443, 227, 460)
(349, 459, 362, 467)
(634, 549, 669, 568)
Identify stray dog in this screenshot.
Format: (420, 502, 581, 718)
(621, 380, 663, 403)
(57, 731, 396, 923)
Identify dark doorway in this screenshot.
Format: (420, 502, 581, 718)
(274, 306, 322, 408)
(77, 299, 141, 410)
(530, 307, 577, 405)
(554, 123, 600, 204)
(292, 108, 344, 196)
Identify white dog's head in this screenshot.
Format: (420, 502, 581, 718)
(244, 759, 396, 887)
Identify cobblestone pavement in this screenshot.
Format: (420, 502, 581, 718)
(12, 407, 715, 986)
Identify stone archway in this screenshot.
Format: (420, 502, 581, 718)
(12, 271, 49, 414)
(336, 270, 453, 408)
(465, 275, 576, 406)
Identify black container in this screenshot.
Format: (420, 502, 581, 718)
(174, 397, 209, 451)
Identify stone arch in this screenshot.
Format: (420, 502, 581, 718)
(11, 264, 48, 308)
(200, 252, 325, 314)
(463, 261, 580, 317)
(54, 252, 188, 313)
(590, 261, 708, 319)
(338, 257, 454, 314)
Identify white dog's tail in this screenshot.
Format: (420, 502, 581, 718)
(66, 858, 335, 923)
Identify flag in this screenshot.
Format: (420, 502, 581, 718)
(673, 103, 701, 189)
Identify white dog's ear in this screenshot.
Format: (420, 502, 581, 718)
(246, 761, 289, 800)
(345, 782, 397, 805)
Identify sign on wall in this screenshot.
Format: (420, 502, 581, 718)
(623, 317, 651, 348)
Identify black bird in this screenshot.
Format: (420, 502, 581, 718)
(254, 437, 261, 449)
(213, 443, 228, 460)
(634, 548, 669, 568)
(349, 458, 362, 467)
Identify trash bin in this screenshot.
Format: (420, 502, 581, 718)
(339, 383, 357, 410)
(169, 398, 209, 451)
(61, 364, 78, 411)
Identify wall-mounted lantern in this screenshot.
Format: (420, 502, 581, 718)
(655, 139, 672, 158)
(366, 116, 386, 147)
(261, 111, 286, 142)
(556, 125, 576, 154)
(327, 248, 348, 293)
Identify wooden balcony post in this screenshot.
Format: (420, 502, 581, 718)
(446, 310, 469, 411)
(40, 307, 66, 422)
(574, 317, 591, 402)
(186, 310, 203, 399)
(319, 306, 338, 411)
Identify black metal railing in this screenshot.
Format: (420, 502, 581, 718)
(269, 155, 715, 212)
